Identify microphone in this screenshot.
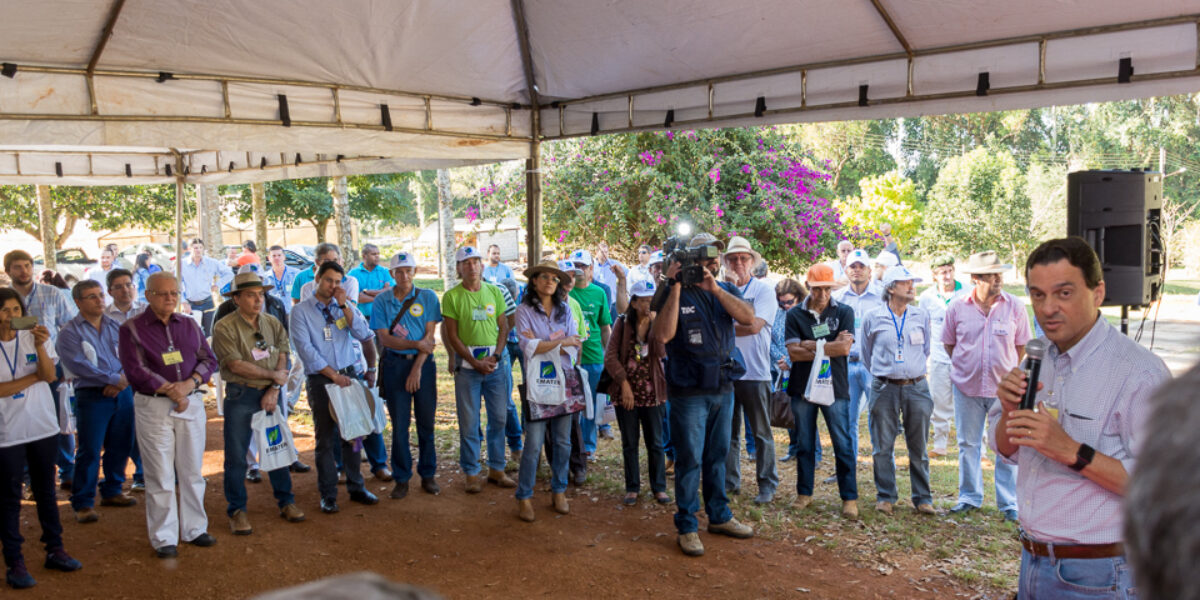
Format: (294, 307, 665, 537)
(1020, 339, 1047, 410)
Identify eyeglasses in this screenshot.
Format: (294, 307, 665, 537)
(79, 293, 105, 302)
(151, 290, 180, 298)
(778, 299, 797, 309)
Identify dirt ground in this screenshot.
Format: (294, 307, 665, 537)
(10, 407, 986, 600)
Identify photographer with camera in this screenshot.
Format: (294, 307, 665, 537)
(651, 232, 756, 557)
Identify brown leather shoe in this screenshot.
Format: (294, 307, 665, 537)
(916, 502, 937, 515)
(421, 477, 441, 495)
(875, 501, 894, 515)
(793, 495, 813, 511)
(100, 492, 137, 507)
(517, 498, 535, 522)
(665, 459, 675, 476)
(842, 500, 860, 520)
(75, 507, 99, 524)
(487, 468, 516, 488)
(279, 503, 306, 522)
(464, 475, 484, 494)
(229, 509, 253, 535)
(372, 467, 394, 482)
(390, 481, 409, 500)
(552, 492, 569, 515)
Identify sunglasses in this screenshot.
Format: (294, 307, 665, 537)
(253, 331, 269, 351)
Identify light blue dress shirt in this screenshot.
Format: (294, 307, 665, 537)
(860, 303, 932, 380)
(180, 255, 233, 304)
(56, 313, 124, 388)
(289, 296, 374, 375)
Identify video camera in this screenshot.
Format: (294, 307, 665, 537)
(662, 233, 720, 288)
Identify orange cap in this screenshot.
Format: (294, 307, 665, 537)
(805, 263, 836, 287)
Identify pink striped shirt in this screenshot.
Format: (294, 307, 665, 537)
(942, 290, 1031, 397)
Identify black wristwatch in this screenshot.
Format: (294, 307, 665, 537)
(1068, 443, 1095, 472)
(337, 303, 347, 310)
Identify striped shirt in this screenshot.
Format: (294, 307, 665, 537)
(942, 290, 1032, 397)
(988, 315, 1170, 544)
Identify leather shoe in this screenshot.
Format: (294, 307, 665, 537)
(664, 459, 675, 476)
(5, 559, 35, 588)
(842, 500, 860, 520)
(916, 502, 937, 515)
(677, 532, 704, 557)
(708, 517, 754, 539)
(154, 545, 177, 559)
(245, 469, 262, 483)
(320, 498, 339, 514)
(75, 507, 99, 524)
(421, 477, 441, 495)
(43, 549, 81, 572)
(487, 468, 516, 488)
(229, 510, 253, 535)
(349, 490, 379, 505)
(949, 502, 977, 514)
(552, 492, 570, 515)
(517, 498, 535, 522)
(289, 460, 312, 473)
(875, 501, 894, 515)
(753, 490, 775, 505)
(59, 480, 72, 493)
(100, 492, 137, 507)
(280, 503, 306, 522)
(793, 495, 813, 511)
(390, 481, 409, 500)
(464, 475, 484, 494)
(185, 533, 216, 547)
(570, 469, 587, 486)
(372, 467, 393, 482)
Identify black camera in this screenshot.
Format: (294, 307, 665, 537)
(662, 234, 720, 287)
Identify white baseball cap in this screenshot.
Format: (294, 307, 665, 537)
(648, 251, 664, 266)
(846, 249, 872, 268)
(568, 249, 593, 266)
(882, 265, 922, 286)
(454, 246, 481, 262)
(557, 259, 583, 274)
(630, 279, 656, 298)
(875, 250, 900, 268)
(388, 252, 416, 269)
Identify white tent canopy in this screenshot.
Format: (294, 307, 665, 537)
(1, 1, 1199, 182)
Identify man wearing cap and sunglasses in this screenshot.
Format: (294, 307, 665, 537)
(861, 265, 935, 516)
(212, 272, 305, 535)
(943, 251, 1030, 521)
(832, 249, 885, 459)
(371, 252, 443, 499)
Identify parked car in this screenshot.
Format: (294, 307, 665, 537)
(32, 248, 118, 285)
(117, 243, 176, 273)
(282, 248, 313, 270)
(286, 245, 317, 263)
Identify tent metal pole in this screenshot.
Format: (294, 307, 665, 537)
(867, 0, 913, 55)
(87, 0, 127, 73)
(511, 0, 543, 265)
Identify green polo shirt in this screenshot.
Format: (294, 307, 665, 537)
(569, 283, 611, 365)
(442, 282, 507, 348)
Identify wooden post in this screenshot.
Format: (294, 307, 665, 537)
(525, 138, 542, 267)
(251, 182, 268, 262)
(35, 185, 57, 269)
(437, 169, 456, 289)
(198, 184, 224, 258)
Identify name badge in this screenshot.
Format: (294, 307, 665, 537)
(251, 348, 270, 361)
(162, 350, 184, 365)
(323, 326, 333, 342)
(895, 347, 905, 363)
(471, 307, 488, 321)
(993, 327, 1009, 336)
(392, 323, 410, 338)
(687, 329, 703, 345)
(812, 323, 831, 338)
(335, 317, 348, 330)
(909, 331, 924, 345)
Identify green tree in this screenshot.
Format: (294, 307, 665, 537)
(919, 147, 1033, 265)
(0, 184, 183, 247)
(229, 178, 335, 242)
(835, 171, 923, 251)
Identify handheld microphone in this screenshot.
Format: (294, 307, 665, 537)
(1020, 339, 1047, 411)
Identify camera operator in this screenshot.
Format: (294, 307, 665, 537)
(992, 237, 1170, 598)
(651, 232, 756, 558)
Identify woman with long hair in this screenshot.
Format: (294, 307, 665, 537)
(513, 260, 584, 522)
(0, 288, 81, 588)
(604, 280, 670, 505)
(132, 252, 161, 305)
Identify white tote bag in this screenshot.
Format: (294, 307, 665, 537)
(368, 386, 388, 435)
(251, 409, 299, 472)
(804, 339, 836, 407)
(325, 381, 376, 441)
(522, 339, 569, 407)
(57, 379, 77, 435)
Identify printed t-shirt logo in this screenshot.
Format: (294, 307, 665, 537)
(485, 304, 496, 316)
(409, 303, 424, 317)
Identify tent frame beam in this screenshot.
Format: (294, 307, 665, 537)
(87, 0, 126, 74)
(540, 13, 1200, 111)
(867, 0, 912, 55)
(0, 153, 414, 184)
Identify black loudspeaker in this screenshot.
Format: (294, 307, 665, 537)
(1066, 170, 1164, 307)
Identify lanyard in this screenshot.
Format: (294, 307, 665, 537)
(0, 335, 20, 379)
(888, 307, 907, 345)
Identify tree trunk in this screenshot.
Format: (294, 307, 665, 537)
(251, 182, 268, 262)
(311, 219, 329, 244)
(410, 178, 426, 230)
(330, 176, 354, 260)
(55, 212, 78, 249)
(437, 169, 456, 289)
(35, 185, 56, 269)
(199, 184, 224, 258)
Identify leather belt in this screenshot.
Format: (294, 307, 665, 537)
(848, 356, 860, 363)
(878, 375, 925, 386)
(1020, 534, 1124, 560)
(383, 351, 416, 361)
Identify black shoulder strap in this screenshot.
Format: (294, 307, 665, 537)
(389, 288, 422, 332)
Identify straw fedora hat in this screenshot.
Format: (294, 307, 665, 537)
(960, 251, 1012, 274)
(524, 260, 571, 286)
(223, 271, 273, 297)
(723, 235, 761, 263)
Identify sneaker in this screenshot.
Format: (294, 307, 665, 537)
(320, 498, 339, 514)
(44, 549, 82, 572)
(6, 559, 36, 589)
(707, 517, 754, 539)
(421, 477, 441, 495)
(130, 480, 146, 492)
(1003, 509, 1019, 523)
(949, 502, 977, 514)
(822, 475, 838, 485)
(100, 492, 137, 507)
(75, 507, 99, 524)
(185, 533, 216, 547)
(245, 469, 262, 483)
(600, 427, 615, 440)
(279, 504, 306, 522)
(677, 532, 705, 557)
(229, 510, 252, 535)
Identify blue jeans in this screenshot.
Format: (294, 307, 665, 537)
(661, 401, 673, 461)
(70, 386, 134, 510)
(505, 342, 524, 451)
(846, 360, 875, 458)
(954, 387, 1018, 511)
(516, 414, 572, 500)
(1019, 549, 1137, 599)
(869, 378, 933, 505)
(669, 388, 734, 534)
(578, 363, 604, 454)
(454, 364, 509, 475)
(223, 383, 293, 516)
(792, 396, 857, 500)
(381, 355, 438, 483)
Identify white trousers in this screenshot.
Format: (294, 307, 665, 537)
(927, 360, 954, 452)
(133, 392, 208, 549)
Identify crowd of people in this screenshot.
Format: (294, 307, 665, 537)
(0, 228, 1175, 598)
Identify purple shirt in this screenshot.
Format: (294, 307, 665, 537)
(942, 290, 1031, 397)
(988, 316, 1170, 544)
(118, 310, 217, 395)
(514, 301, 578, 365)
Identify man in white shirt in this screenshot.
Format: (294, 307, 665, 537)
(827, 240, 853, 288)
(85, 247, 118, 306)
(722, 237, 779, 505)
(917, 254, 967, 457)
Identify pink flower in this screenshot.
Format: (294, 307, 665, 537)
(708, 168, 721, 184)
